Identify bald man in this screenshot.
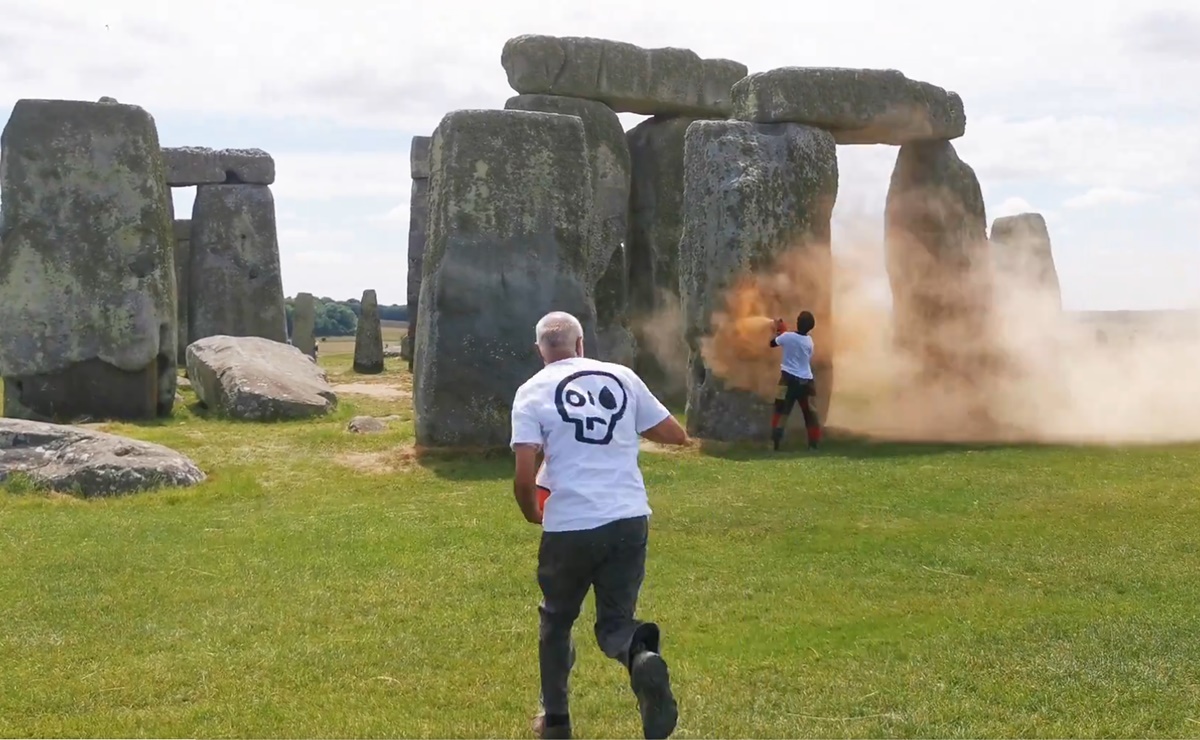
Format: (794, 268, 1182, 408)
(510, 312, 690, 740)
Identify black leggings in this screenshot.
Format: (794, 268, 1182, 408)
(771, 372, 820, 444)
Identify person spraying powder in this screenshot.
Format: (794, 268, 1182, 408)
(768, 311, 821, 451)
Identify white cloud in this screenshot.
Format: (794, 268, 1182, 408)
(270, 153, 411, 201)
(292, 250, 350, 265)
(372, 202, 410, 227)
(1063, 187, 1155, 209)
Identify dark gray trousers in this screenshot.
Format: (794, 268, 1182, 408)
(537, 515, 661, 716)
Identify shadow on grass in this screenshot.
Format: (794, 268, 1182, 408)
(697, 432, 1046, 461)
(414, 446, 512, 482)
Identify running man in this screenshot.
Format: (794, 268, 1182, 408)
(510, 311, 690, 739)
(769, 311, 821, 451)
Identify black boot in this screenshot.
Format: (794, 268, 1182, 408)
(630, 651, 678, 739)
(771, 427, 784, 451)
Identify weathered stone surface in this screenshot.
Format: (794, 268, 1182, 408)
(627, 117, 696, 402)
(347, 415, 388, 434)
(353, 289, 385, 374)
(885, 140, 993, 387)
(991, 213, 1061, 310)
(406, 177, 430, 371)
(292, 292, 316, 357)
(163, 146, 224, 186)
(731, 67, 966, 145)
(173, 219, 191, 365)
(162, 147, 275, 186)
(679, 121, 838, 441)
(218, 148, 275, 185)
(0, 419, 205, 497)
(505, 94, 632, 364)
(188, 184, 287, 344)
(415, 109, 597, 448)
(501, 35, 747, 117)
(0, 98, 177, 421)
(410, 135, 431, 179)
(186, 335, 337, 421)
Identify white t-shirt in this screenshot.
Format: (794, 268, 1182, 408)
(510, 356, 671, 532)
(772, 332, 814, 380)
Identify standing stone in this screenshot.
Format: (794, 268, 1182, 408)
(173, 219, 192, 365)
(627, 117, 696, 404)
(406, 135, 431, 371)
(353, 289, 385, 374)
(679, 120, 838, 442)
(410, 136, 432, 179)
(991, 213, 1061, 311)
(504, 94, 634, 366)
(501, 35, 747, 118)
(730, 67, 966, 144)
(415, 109, 596, 448)
(189, 184, 287, 345)
(884, 140, 993, 392)
(0, 98, 177, 422)
(293, 292, 316, 357)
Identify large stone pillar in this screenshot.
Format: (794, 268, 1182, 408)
(188, 184, 287, 344)
(884, 140, 993, 393)
(414, 109, 597, 449)
(626, 116, 696, 406)
(173, 219, 191, 365)
(679, 120, 838, 441)
(406, 136, 430, 371)
(0, 98, 177, 421)
(506, 94, 634, 367)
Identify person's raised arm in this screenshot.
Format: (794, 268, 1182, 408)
(769, 317, 786, 347)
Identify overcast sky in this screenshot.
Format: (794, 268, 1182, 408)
(1, 0, 1197, 310)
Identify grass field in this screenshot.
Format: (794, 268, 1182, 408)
(2, 335, 1200, 738)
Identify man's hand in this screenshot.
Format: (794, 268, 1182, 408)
(512, 443, 543, 524)
(773, 317, 787, 335)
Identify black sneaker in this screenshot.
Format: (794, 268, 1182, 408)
(630, 651, 678, 739)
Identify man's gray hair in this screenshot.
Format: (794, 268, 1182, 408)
(535, 311, 584, 351)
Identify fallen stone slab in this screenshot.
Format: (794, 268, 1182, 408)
(347, 416, 392, 434)
(0, 419, 205, 497)
(162, 146, 276, 186)
(501, 34, 747, 117)
(731, 67, 966, 145)
(186, 335, 338, 421)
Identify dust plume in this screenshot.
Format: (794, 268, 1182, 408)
(698, 227, 1200, 446)
(630, 289, 689, 403)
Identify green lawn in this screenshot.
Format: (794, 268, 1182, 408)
(2, 349, 1199, 738)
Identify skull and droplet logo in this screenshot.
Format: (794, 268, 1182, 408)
(554, 371, 629, 445)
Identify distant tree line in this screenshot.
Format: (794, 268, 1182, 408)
(284, 296, 409, 338)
